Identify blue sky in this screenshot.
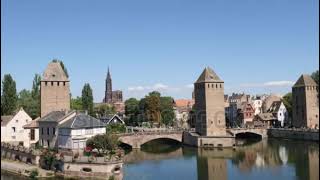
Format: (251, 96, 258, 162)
(1, 0, 319, 102)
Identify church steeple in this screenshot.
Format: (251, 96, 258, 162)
(104, 66, 113, 103)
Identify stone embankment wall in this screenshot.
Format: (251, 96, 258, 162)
(268, 128, 319, 141)
(1, 142, 41, 165)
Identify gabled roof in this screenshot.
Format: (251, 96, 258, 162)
(293, 74, 317, 87)
(195, 67, 223, 83)
(174, 99, 194, 108)
(23, 117, 40, 129)
(100, 114, 125, 124)
(256, 113, 276, 121)
(42, 61, 69, 81)
(59, 113, 106, 129)
(38, 111, 68, 123)
(1, 115, 14, 127)
(267, 101, 283, 113)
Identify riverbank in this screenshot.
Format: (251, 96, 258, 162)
(268, 128, 319, 141)
(1, 158, 54, 178)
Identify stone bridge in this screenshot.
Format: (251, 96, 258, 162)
(226, 128, 268, 138)
(119, 131, 183, 149)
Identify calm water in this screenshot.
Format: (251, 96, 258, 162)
(2, 139, 319, 180)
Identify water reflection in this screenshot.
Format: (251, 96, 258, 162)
(124, 139, 319, 180)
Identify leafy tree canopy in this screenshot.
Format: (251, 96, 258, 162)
(1, 74, 18, 115)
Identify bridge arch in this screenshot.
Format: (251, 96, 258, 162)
(119, 133, 183, 149)
(234, 132, 263, 139)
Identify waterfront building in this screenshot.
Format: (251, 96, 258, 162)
(252, 113, 277, 128)
(251, 96, 263, 115)
(226, 93, 250, 127)
(38, 110, 76, 148)
(267, 101, 288, 127)
(40, 61, 70, 117)
(292, 74, 319, 129)
(1, 108, 33, 147)
(57, 113, 106, 150)
(236, 102, 255, 127)
(23, 117, 40, 148)
(103, 68, 123, 104)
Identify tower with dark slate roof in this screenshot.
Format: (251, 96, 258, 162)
(194, 67, 226, 136)
(292, 74, 319, 128)
(104, 67, 113, 103)
(40, 61, 70, 117)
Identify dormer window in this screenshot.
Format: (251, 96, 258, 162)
(52, 74, 56, 77)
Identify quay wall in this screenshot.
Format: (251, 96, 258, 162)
(1, 143, 40, 165)
(267, 128, 319, 141)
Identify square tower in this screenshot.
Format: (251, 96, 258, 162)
(40, 61, 70, 117)
(194, 67, 226, 136)
(292, 74, 319, 128)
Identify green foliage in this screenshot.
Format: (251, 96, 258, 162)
(71, 96, 83, 110)
(106, 123, 126, 134)
(29, 169, 39, 179)
(282, 93, 292, 118)
(311, 70, 319, 85)
(86, 134, 119, 155)
(160, 96, 175, 126)
(95, 104, 116, 117)
(145, 91, 161, 125)
(82, 83, 94, 116)
(108, 175, 115, 180)
(124, 98, 140, 125)
(1, 74, 18, 115)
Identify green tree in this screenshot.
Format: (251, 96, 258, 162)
(94, 104, 116, 117)
(1, 74, 18, 115)
(145, 91, 161, 126)
(106, 124, 126, 134)
(124, 98, 140, 125)
(30, 74, 41, 118)
(86, 133, 119, 155)
(282, 93, 292, 119)
(82, 83, 94, 116)
(160, 96, 175, 126)
(311, 70, 319, 85)
(71, 96, 83, 110)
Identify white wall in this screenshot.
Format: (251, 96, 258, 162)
(277, 103, 287, 127)
(1, 109, 32, 147)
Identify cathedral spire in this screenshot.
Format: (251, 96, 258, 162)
(107, 66, 111, 79)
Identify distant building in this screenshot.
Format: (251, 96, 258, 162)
(292, 74, 319, 129)
(1, 108, 33, 147)
(40, 61, 70, 117)
(253, 113, 277, 128)
(173, 99, 194, 129)
(226, 93, 250, 127)
(100, 114, 125, 125)
(262, 94, 281, 113)
(58, 113, 106, 150)
(237, 102, 255, 127)
(103, 68, 123, 104)
(194, 67, 226, 136)
(267, 101, 288, 127)
(251, 96, 263, 115)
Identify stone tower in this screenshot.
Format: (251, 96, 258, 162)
(104, 67, 113, 103)
(194, 67, 226, 136)
(40, 61, 70, 117)
(292, 74, 319, 128)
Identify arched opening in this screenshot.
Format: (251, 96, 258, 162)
(14, 155, 21, 161)
(141, 138, 181, 153)
(119, 142, 133, 154)
(235, 132, 262, 146)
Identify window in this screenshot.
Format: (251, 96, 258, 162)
(51, 82, 53, 86)
(208, 84, 210, 88)
(45, 82, 47, 86)
(47, 127, 50, 135)
(85, 129, 93, 135)
(63, 82, 66, 86)
(31, 129, 35, 140)
(212, 84, 214, 88)
(53, 128, 55, 135)
(16, 120, 18, 123)
(57, 82, 60, 86)
(220, 84, 222, 88)
(26, 119, 28, 123)
(47, 140, 50, 148)
(12, 127, 16, 133)
(216, 84, 218, 88)
(42, 128, 44, 135)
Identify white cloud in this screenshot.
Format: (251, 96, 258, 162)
(240, 81, 294, 88)
(185, 84, 194, 88)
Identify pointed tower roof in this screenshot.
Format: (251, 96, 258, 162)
(107, 66, 111, 80)
(293, 74, 317, 87)
(195, 67, 223, 83)
(42, 61, 69, 81)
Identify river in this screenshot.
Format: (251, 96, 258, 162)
(1, 139, 319, 180)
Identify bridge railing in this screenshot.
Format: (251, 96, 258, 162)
(119, 130, 183, 137)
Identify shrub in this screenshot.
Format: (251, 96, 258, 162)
(29, 169, 38, 179)
(106, 123, 126, 134)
